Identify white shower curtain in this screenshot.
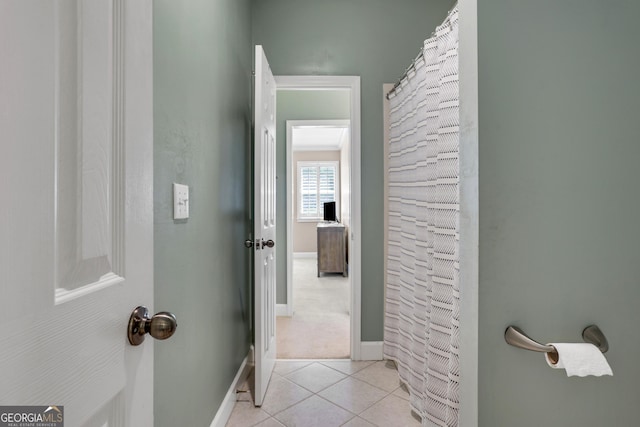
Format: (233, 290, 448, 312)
(384, 7, 459, 427)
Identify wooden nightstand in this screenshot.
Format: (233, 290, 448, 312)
(317, 223, 347, 277)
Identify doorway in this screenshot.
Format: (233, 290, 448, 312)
(280, 119, 350, 359)
(275, 76, 362, 360)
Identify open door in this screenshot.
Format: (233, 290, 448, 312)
(0, 1, 156, 425)
(253, 45, 277, 407)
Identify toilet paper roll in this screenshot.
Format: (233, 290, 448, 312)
(545, 343, 613, 377)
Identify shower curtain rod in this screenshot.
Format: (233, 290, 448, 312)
(385, 49, 425, 100)
(385, 3, 458, 101)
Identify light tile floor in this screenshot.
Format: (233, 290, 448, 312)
(226, 360, 421, 427)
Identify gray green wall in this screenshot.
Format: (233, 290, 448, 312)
(254, 0, 456, 341)
(477, 1, 640, 425)
(276, 90, 350, 302)
(153, 1, 252, 426)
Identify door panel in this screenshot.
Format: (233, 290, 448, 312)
(254, 45, 277, 407)
(56, 0, 122, 296)
(0, 1, 153, 425)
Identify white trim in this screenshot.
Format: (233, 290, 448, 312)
(458, 1, 479, 425)
(290, 119, 350, 151)
(359, 342, 384, 361)
(286, 119, 294, 326)
(278, 75, 362, 361)
(209, 354, 252, 427)
(275, 75, 360, 90)
(276, 304, 289, 317)
(293, 252, 317, 259)
(382, 83, 393, 350)
(248, 345, 255, 365)
(338, 127, 349, 150)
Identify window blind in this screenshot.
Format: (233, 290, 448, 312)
(298, 162, 338, 219)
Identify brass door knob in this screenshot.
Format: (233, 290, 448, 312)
(128, 306, 177, 346)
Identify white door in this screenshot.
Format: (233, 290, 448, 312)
(253, 45, 277, 407)
(0, 1, 155, 425)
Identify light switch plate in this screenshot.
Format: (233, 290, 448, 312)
(173, 183, 189, 219)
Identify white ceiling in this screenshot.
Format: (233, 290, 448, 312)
(292, 126, 349, 151)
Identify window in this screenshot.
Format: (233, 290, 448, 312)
(297, 161, 339, 220)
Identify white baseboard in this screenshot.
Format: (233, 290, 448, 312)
(209, 352, 252, 427)
(293, 252, 317, 259)
(248, 345, 255, 365)
(359, 341, 384, 361)
(276, 304, 290, 317)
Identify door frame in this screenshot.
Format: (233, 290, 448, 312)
(275, 75, 362, 360)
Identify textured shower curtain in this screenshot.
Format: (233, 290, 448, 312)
(384, 7, 459, 427)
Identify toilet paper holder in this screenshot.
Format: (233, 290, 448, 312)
(505, 325, 609, 354)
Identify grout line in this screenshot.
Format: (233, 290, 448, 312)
(228, 360, 410, 427)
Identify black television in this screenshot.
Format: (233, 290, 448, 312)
(323, 201, 337, 222)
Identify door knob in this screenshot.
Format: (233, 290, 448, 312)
(128, 306, 177, 346)
(261, 239, 275, 249)
(244, 239, 255, 248)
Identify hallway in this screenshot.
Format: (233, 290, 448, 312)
(226, 360, 420, 427)
(276, 258, 350, 359)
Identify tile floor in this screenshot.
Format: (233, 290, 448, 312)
(226, 360, 421, 427)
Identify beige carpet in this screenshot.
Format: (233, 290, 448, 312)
(277, 258, 350, 359)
